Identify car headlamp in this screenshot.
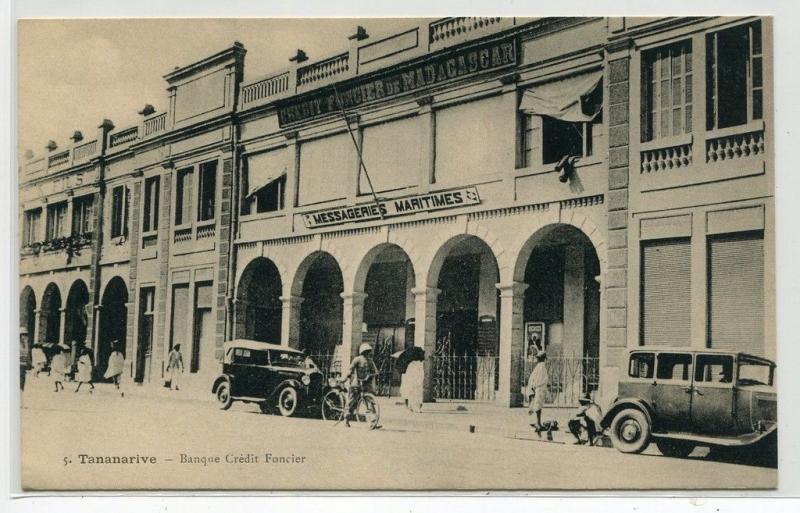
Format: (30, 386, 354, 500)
(301, 375, 311, 386)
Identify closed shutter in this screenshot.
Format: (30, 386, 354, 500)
(640, 238, 692, 346)
(708, 232, 764, 354)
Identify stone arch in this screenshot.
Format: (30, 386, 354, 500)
(290, 251, 344, 354)
(424, 231, 503, 289)
(65, 279, 90, 346)
(352, 242, 417, 294)
(20, 286, 37, 346)
(234, 257, 283, 342)
(98, 276, 128, 375)
(39, 282, 62, 344)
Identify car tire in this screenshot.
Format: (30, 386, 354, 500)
(216, 382, 233, 410)
(610, 408, 651, 454)
(656, 439, 695, 458)
(277, 387, 299, 417)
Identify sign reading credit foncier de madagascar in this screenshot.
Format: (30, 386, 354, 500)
(277, 37, 517, 126)
(303, 187, 481, 228)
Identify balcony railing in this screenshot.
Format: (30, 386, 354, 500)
(706, 124, 766, 164)
(297, 53, 349, 87)
(47, 150, 70, 168)
(142, 113, 167, 137)
(196, 223, 216, 240)
(429, 17, 504, 45)
(72, 140, 98, 161)
(640, 140, 693, 173)
(173, 227, 192, 243)
(522, 356, 600, 407)
(241, 71, 290, 105)
(109, 126, 139, 148)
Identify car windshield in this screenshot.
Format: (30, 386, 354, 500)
(738, 358, 774, 386)
(270, 351, 304, 368)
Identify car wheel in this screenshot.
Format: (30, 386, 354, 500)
(656, 439, 695, 458)
(610, 408, 651, 454)
(277, 387, 299, 417)
(216, 382, 233, 410)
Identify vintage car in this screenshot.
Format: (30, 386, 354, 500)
(601, 348, 776, 458)
(211, 340, 324, 417)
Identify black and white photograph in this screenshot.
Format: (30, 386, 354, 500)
(12, 12, 782, 493)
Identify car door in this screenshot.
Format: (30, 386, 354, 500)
(229, 347, 252, 396)
(651, 352, 693, 431)
(247, 350, 273, 397)
(690, 353, 736, 434)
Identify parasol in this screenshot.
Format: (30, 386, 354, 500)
(391, 346, 425, 374)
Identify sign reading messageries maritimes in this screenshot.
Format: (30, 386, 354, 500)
(302, 187, 481, 228)
(277, 37, 517, 127)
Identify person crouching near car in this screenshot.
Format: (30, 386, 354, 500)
(527, 352, 549, 433)
(568, 394, 603, 445)
(342, 343, 378, 427)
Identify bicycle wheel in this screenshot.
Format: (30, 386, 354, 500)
(357, 394, 381, 429)
(321, 390, 345, 422)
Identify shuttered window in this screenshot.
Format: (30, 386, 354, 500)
(708, 232, 764, 354)
(640, 238, 692, 346)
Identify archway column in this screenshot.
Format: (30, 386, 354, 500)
(92, 305, 102, 362)
(411, 286, 440, 402)
(279, 295, 303, 348)
(33, 308, 41, 344)
(496, 281, 528, 407)
(340, 291, 368, 371)
(58, 307, 67, 345)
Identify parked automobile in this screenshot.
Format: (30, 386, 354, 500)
(211, 340, 324, 417)
(601, 348, 776, 459)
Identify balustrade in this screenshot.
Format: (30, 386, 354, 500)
(196, 223, 216, 240)
(109, 126, 139, 148)
(297, 53, 349, 87)
(72, 140, 97, 161)
(241, 72, 290, 105)
(706, 128, 765, 163)
(429, 17, 503, 44)
(640, 143, 693, 173)
(173, 227, 192, 243)
(142, 113, 167, 137)
(47, 150, 70, 168)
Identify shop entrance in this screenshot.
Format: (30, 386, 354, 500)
(519, 224, 600, 406)
(360, 244, 415, 396)
(65, 280, 89, 348)
(298, 252, 343, 359)
(98, 277, 128, 379)
(235, 257, 283, 343)
(431, 236, 499, 402)
(39, 283, 62, 345)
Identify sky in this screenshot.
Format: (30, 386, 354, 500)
(17, 18, 428, 158)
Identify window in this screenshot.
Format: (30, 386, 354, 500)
(641, 41, 693, 142)
(708, 231, 764, 354)
(197, 161, 217, 222)
(110, 185, 128, 239)
(175, 168, 193, 226)
(248, 174, 286, 214)
(656, 352, 692, 382)
(232, 347, 252, 364)
(695, 354, 734, 383)
(640, 239, 692, 346)
(142, 176, 160, 233)
(629, 352, 655, 379)
(46, 201, 67, 240)
(23, 208, 41, 245)
(71, 195, 94, 236)
(707, 21, 763, 130)
(518, 115, 598, 168)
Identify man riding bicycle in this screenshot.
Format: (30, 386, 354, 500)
(342, 342, 378, 427)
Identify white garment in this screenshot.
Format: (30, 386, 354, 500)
(402, 361, 424, 411)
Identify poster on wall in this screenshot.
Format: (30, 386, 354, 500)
(524, 321, 546, 360)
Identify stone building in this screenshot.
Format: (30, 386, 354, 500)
(18, 16, 773, 406)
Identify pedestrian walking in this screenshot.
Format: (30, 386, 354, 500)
(31, 343, 47, 378)
(568, 394, 603, 445)
(527, 351, 549, 433)
(401, 359, 424, 413)
(166, 344, 184, 391)
(104, 341, 125, 396)
(74, 347, 95, 393)
(50, 341, 70, 392)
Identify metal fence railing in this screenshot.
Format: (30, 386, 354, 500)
(431, 354, 498, 402)
(522, 355, 600, 407)
(307, 354, 342, 383)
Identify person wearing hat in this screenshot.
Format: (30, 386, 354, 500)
(19, 327, 31, 391)
(50, 341, 70, 392)
(526, 351, 549, 433)
(342, 342, 378, 427)
(568, 393, 603, 445)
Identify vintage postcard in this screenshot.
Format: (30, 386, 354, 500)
(17, 16, 776, 490)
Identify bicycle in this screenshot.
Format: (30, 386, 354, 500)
(321, 378, 381, 429)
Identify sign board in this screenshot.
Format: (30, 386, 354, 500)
(524, 322, 546, 360)
(302, 186, 480, 228)
(277, 37, 517, 127)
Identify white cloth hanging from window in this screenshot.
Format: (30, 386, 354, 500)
(519, 70, 603, 122)
(246, 149, 287, 198)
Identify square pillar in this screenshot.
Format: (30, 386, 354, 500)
(496, 281, 528, 407)
(33, 309, 41, 344)
(412, 286, 440, 402)
(279, 295, 303, 349)
(58, 307, 67, 345)
(340, 291, 368, 371)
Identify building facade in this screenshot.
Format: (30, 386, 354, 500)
(19, 16, 773, 406)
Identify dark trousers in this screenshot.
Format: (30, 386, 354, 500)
(568, 418, 598, 443)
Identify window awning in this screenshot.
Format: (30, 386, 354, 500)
(246, 149, 287, 198)
(519, 70, 603, 122)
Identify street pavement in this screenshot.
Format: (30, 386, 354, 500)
(19, 376, 777, 491)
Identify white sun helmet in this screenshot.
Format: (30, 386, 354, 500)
(358, 343, 373, 355)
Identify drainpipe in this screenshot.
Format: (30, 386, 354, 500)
(225, 117, 240, 342)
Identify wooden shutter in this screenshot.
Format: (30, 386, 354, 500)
(708, 232, 764, 354)
(640, 239, 692, 346)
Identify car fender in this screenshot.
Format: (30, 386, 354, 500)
(265, 378, 303, 401)
(211, 375, 232, 395)
(601, 398, 655, 430)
